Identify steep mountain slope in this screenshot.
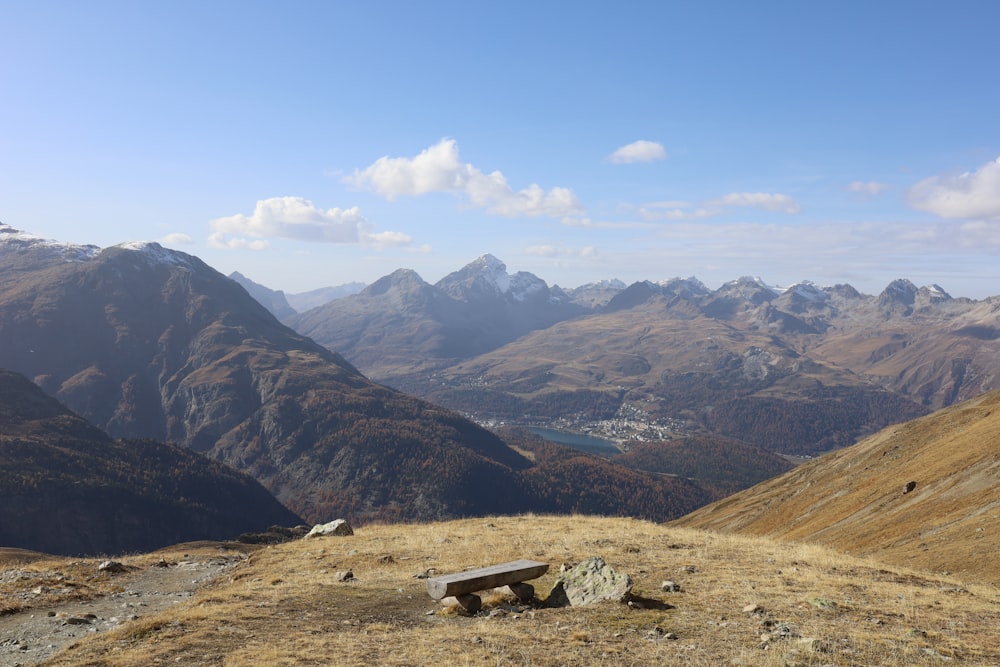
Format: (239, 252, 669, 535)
(0, 226, 712, 524)
(228, 270, 297, 319)
(0, 369, 302, 555)
(612, 434, 795, 495)
(673, 389, 1000, 584)
(286, 254, 587, 379)
(286, 268, 475, 376)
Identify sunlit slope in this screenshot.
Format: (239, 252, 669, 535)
(673, 389, 1000, 584)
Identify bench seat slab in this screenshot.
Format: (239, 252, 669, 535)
(426, 559, 549, 600)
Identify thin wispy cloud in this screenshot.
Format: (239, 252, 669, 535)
(348, 139, 584, 218)
(908, 157, 1000, 220)
(525, 244, 597, 258)
(561, 216, 657, 229)
(707, 192, 801, 214)
(638, 192, 801, 220)
(208, 196, 411, 250)
(159, 232, 194, 246)
(608, 140, 667, 164)
(847, 180, 890, 195)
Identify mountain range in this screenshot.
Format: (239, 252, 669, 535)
(0, 225, 720, 534)
(278, 257, 1000, 458)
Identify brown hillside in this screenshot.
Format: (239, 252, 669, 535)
(673, 389, 1000, 585)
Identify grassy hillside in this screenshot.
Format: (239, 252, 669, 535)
(12, 516, 999, 666)
(673, 389, 1000, 585)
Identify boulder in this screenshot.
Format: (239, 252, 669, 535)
(305, 519, 354, 538)
(545, 556, 632, 607)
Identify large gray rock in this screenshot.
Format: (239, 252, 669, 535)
(305, 519, 354, 538)
(545, 556, 632, 607)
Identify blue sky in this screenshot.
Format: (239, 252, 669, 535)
(3, 1, 1000, 298)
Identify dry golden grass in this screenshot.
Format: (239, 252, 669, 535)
(31, 515, 1000, 666)
(674, 389, 1000, 586)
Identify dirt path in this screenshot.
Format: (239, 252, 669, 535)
(0, 551, 246, 667)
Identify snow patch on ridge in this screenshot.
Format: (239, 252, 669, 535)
(0, 224, 100, 262)
(113, 241, 198, 269)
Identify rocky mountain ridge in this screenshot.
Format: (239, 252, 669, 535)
(286, 254, 587, 375)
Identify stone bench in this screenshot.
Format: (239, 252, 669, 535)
(426, 559, 549, 613)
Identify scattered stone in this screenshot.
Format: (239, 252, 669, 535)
(305, 519, 353, 538)
(377, 554, 395, 565)
(334, 570, 354, 582)
(545, 556, 632, 607)
(743, 603, 764, 614)
(97, 560, 129, 574)
(807, 597, 837, 610)
(413, 568, 438, 579)
(759, 621, 800, 647)
(661, 580, 681, 592)
(62, 617, 92, 626)
(795, 637, 831, 653)
(681, 565, 698, 574)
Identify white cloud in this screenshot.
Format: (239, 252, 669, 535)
(847, 180, 890, 195)
(348, 139, 584, 218)
(907, 157, 1000, 219)
(208, 196, 411, 250)
(525, 244, 598, 258)
(366, 230, 413, 248)
(159, 232, 194, 245)
(708, 192, 801, 214)
(608, 140, 667, 164)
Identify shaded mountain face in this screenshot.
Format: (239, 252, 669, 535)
(285, 282, 365, 312)
(229, 271, 297, 319)
(0, 227, 715, 525)
(672, 389, 1000, 585)
(286, 254, 587, 378)
(0, 369, 302, 556)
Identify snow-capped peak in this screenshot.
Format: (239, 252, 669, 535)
(473, 254, 511, 294)
(112, 240, 188, 265)
(0, 224, 100, 262)
(779, 281, 829, 302)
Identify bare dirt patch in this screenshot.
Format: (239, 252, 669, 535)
(0, 543, 252, 666)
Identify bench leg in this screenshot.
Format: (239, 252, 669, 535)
(508, 582, 534, 603)
(455, 594, 482, 614)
